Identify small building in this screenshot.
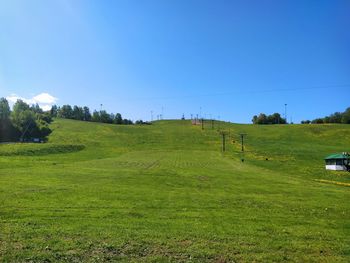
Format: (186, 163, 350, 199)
(324, 153, 350, 171)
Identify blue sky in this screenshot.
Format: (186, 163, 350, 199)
(0, 0, 349, 123)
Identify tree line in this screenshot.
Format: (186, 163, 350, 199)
(0, 98, 137, 142)
(0, 98, 52, 142)
(252, 113, 287, 124)
(301, 107, 350, 124)
(50, 104, 133, 125)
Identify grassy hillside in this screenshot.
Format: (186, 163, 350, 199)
(0, 119, 349, 262)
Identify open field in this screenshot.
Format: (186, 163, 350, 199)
(0, 119, 349, 262)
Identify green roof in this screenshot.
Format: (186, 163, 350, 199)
(324, 153, 350, 160)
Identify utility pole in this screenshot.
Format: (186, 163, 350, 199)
(201, 118, 204, 130)
(220, 131, 228, 152)
(284, 104, 287, 124)
(240, 133, 247, 152)
(223, 133, 226, 152)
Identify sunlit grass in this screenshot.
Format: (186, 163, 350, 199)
(0, 119, 349, 262)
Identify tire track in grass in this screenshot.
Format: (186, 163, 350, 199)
(315, 179, 350, 187)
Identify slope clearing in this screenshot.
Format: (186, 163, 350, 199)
(0, 119, 349, 262)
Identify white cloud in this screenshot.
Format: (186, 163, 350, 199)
(6, 92, 58, 111)
(33, 93, 57, 105)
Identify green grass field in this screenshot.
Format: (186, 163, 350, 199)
(1, 119, 349, 262)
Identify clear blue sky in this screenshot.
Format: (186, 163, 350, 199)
(1, 0, 349, 123)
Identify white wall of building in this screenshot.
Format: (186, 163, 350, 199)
(325, 165, 346, 171)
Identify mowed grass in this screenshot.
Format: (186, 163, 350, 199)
(0, 119, 349, 262)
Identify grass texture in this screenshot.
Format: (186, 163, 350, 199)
(0, 119, 349, 262)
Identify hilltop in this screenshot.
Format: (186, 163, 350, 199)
(0, 119, 349, 262)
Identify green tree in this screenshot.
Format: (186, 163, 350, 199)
(0, 98, 18, 141)
(38, 112, 53, 124)
(270, 113, 286, 124)
(99, 110, 113, 123)
(114, 113, 123, 124)
(83, 106, 92, 121)
(0, 98, 11, 120)
(11, 100, 52, 141)
(256, 113, 268, 124)
(50, 105, 58, 117)
(341, 107, 350, 124)
(301, 120, 311, 124)
(30, 119, 51, 139)
(252, 115, 258, 124)
(252, 113, 286, 124)
(30, 103, 43, 114)
(13, 99, 30, 113)
(328, 112, 342, 123)
(123, 119, 133, 125)
(92, 110, 100, 122)
(58, 105, 73, 119)
(11, 108, 37, 140)
(73, 105, 84, 120)
(312, 118, 324, 124)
